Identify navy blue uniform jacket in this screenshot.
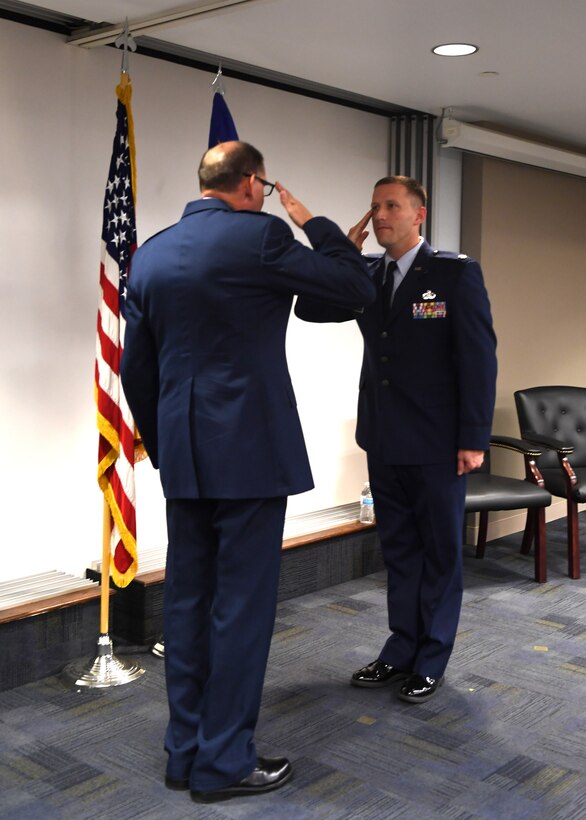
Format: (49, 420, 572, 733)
(121, 198, 375, 499)
(295, 241, 497, 464)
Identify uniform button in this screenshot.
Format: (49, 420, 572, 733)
(381, 379, 390, 387)
(381, 356, 389, 363)
(381, 331, 388, 338)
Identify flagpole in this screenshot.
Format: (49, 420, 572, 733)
(63, 21, 145, 689)
(62, 499, 145, 689)
(118, 68, 130, 91)
(150, 66, 240, 662)
(149, 67, 241, 664)
(100, 497, 112, 634)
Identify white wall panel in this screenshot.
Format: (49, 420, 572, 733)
(0, 17, 390, 580)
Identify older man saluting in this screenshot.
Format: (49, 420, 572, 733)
(121, 141, 375, 803)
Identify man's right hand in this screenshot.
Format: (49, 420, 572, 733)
(276, 182, 314, 228)
(347, 209, 373, 250)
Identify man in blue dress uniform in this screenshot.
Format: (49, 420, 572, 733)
(121, 142, 375, 801)
(295, 176, 497, 703)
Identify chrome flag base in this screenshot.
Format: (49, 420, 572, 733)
(151, 638, 165, 658)
(63, 633, 145, 689)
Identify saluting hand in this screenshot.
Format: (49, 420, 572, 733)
(276, 182, 314, 228)
(348, 208, 373, 250)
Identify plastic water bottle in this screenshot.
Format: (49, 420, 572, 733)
(359, 481, 375, 523)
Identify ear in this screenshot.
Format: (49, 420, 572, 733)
(415, 206, 427, 226)
(241, 173, 255, 202)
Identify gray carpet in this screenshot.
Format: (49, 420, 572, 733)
(1, 514, 585, 819)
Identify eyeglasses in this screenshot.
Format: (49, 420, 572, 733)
(242, 172, 275, 197)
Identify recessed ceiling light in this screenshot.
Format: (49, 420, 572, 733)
(432, 43, 479, 57)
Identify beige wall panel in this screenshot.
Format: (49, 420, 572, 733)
(462, 154, 586, 540)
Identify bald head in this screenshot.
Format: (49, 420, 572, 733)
(198, 141, 264, 194)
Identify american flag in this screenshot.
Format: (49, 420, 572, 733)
(95, 76, 141, 588)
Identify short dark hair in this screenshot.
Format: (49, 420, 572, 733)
(198, 141, 264, 192)
(374, 175, 427, 207)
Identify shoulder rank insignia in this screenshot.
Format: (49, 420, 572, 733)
(422, 290, 436, 300)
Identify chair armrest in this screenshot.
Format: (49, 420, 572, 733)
(489, 435, 546, 487)
(518, 432, 574, 455)
(490, 435, 543, 457)
(518, 432, 577, 490)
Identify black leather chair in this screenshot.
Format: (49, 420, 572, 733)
(465, 436, 552, 582)
(514, 386, 586, 579)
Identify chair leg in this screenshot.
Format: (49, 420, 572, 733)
(567, 497, 580, 579)
(475, 511, 488, 559)
(520, 510, 535, 555)
(533, 508, 547, 584)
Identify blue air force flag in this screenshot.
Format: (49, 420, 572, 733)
(208, 92, 239, 147)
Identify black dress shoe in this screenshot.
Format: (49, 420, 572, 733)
(398, 674, 444, 703)
(192, 756, 292, 802)
(164, 775, 189, 791)
(350, 659, 410, 688)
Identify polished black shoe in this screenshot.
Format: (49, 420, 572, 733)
(164, 775, 189, 791)
(192, 756, 292, 802)
(350, 659, 410, 688)
(398, 674, 444, 703)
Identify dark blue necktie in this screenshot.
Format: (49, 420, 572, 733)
(382, 260, 398, 317)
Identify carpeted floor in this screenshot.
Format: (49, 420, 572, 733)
(1, 513, 585, 819)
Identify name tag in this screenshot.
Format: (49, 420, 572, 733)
(412, 301, 447, 319)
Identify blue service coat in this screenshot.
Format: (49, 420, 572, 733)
(295, 240, 497, 464)
(121, 197, 375, 499)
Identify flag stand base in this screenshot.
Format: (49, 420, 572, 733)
(62, 633, 145, 689)
(151, 638, 165, 658)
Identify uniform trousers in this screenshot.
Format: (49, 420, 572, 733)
(367, 454, 465, 679)
(163, 496, 287, 791)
